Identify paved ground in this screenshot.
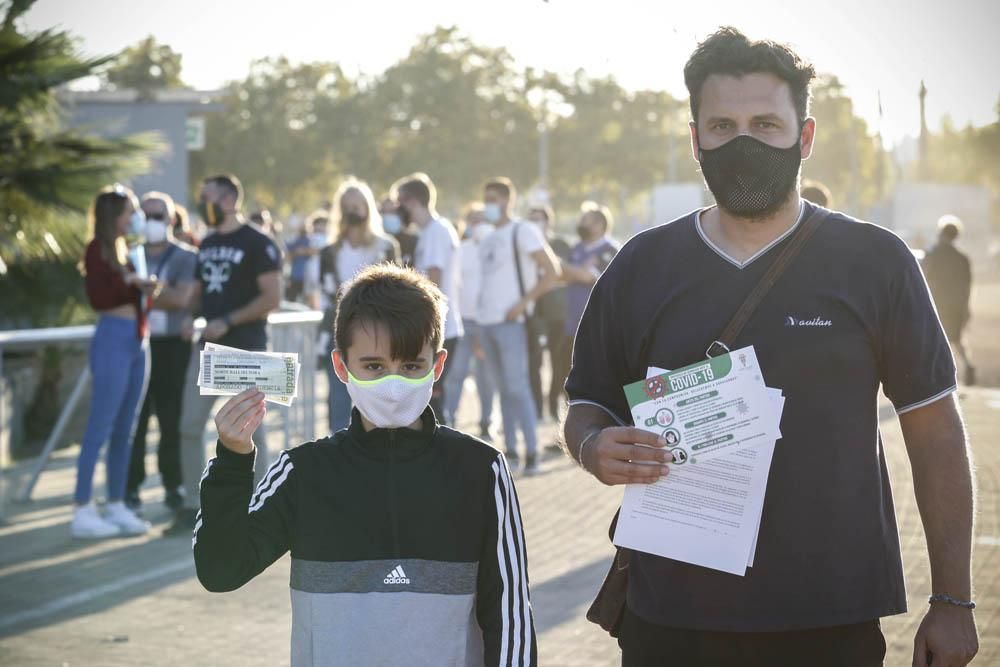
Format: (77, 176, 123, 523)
(1, 381, 999, 665)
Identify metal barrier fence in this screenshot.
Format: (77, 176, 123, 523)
(0, 305, 323, 520)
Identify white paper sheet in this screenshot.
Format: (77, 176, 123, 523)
(610, 356, 782, 575)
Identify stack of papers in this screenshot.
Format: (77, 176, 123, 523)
(197, 342, 301, 407)
(613, 346, 783, 576)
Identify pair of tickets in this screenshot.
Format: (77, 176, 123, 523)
(197, 342, 300, 406)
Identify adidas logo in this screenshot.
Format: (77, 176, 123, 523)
(383, 565, 410, 585)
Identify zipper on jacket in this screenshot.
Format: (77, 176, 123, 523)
(387, 429, 401, 558)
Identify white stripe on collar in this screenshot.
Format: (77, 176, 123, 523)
(695, 201, 806, 270)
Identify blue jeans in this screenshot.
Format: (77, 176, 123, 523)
(442, 320, 495, 429)
(325, 349, 353, 434)
(479, 321, 537, 457)
(75, 315, 149, 504)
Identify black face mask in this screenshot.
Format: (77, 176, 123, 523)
(198, 200, 227, 227)
(344, 211, 368, 227)
(698, 134, 802, 219)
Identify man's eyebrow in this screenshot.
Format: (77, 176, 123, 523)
(751, 113, 785, 122)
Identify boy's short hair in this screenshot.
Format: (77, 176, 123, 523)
(334, 264, 445, 360)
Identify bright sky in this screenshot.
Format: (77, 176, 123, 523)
(24, 0, 1000, 147)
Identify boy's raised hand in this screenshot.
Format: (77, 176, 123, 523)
(214, 389, 266, 455)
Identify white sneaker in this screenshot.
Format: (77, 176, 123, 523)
(71, 504, 121, 539)
(103, 501, 150, 536)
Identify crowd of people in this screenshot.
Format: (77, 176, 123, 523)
(74, 170, 621, 539)
(70, 25, 980, 667)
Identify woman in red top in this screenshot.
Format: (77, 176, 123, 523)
(72, 185, 160, 539)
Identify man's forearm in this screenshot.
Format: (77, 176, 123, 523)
(901, 396, 975, 599)
(524, 271, 557, 304)
(228, 293, 279, 327)
(563, 404, 616, 463)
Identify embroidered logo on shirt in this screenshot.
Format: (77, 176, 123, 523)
(383, 565, 411, 585)
(785, 316, 833, 327)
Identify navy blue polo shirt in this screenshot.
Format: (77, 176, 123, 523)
(566, 202, 957, 632)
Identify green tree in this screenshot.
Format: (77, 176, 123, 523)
(0, 0, 154, 321)
(548, 70, 688, 210)
(0, 0, 156, 447)
(102, 35, 184, 96)
(803, 74, 889, 211)
(360, 26, 538, 205)
(191, 57, 355, 212)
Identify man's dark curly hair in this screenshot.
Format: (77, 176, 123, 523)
(684, 27, 816, 127)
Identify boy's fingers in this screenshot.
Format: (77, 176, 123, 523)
(218, 390, 264, 421)
(230, 397, 266, 430)
(242, 406, 266, 434)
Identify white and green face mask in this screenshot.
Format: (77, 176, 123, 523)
(343, 369, 435, 429)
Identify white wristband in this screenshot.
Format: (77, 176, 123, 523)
(576, 429, 603, 471)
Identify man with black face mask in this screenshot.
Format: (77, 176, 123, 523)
(563, 28, 977, 667)
(167, 174, 283, 535)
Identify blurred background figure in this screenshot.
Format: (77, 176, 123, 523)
(171, 174, 283, 534)
(125, 191, 198, 515)
(393, 172, 463, 422)
(801, 179, 832, 208)
(923, 215, 976, 385)
(476, 177, 560, 473)
(303, 212, 329, 310)
(172, 203, 201, 247)
(380, 196, 418, 267)
(443, 204, 497, 437)
(74, 184, 158, 539)
(527, 204, 572, 427)
(318, 178, 401, 433)
(560, 201, 620, 416)
(249, 208, 280, 239)
(285, 214, 317, 303)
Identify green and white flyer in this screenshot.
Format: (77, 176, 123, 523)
(623, 346, 780, 465)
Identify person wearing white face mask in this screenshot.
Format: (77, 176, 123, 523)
(476, 177, 561, 474)
(194, 264, 537, 666)
(123, 191, 198, 515)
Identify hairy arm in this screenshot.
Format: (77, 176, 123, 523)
(900, 394, 978, 666)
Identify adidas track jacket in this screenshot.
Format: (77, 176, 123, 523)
(193, 408, 537, 666)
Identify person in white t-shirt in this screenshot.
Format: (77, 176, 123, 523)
(477, 177, 560, 473)
(443, 204, 497, 437)
(393, 173, 464, 420)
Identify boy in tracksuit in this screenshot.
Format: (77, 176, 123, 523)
(193, 264, 537, 667)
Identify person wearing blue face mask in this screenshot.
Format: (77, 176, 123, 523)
(379, 196, 418, 267)
(73, 184, 161, 539)
(194, 264, 537, 666)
